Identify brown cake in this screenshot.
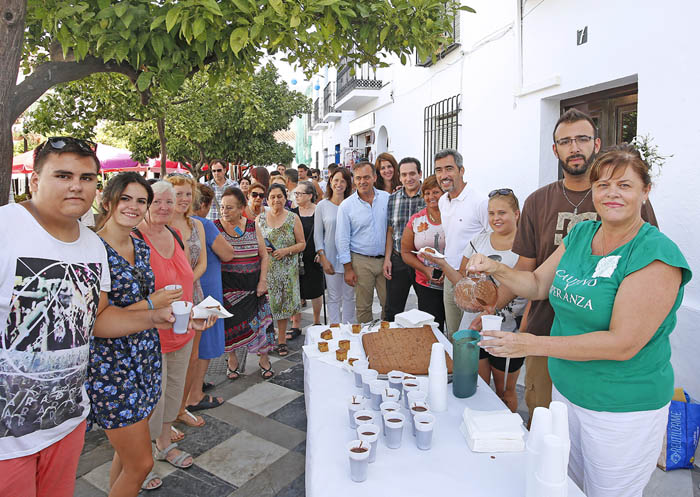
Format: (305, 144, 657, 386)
(330, 323, 341, 328)
(318, 341, 329, 352)
(336, 348, 348, 361)
(380, 321, 390, 329)
(320, 329, 333, 340)
(361, 325, 453, 375)
(348, 358, 358, 366)
(351, 324, 362, 334)
(338, 339, 350, 351)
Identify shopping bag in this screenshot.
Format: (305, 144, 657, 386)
(657, 389, 700, 471)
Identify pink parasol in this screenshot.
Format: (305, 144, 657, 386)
(12, 143, 142, 172)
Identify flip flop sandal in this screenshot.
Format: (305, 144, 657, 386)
(141, 471, 163, 491)
(226, 366, 241, 380)
(170, 425, 185, 443)
(176, 409, 205, 427)
(259, 362, 275, 380)
(187, 394, 224, 412)
(202, 381, 215, 392)
(276, 343, 289, 356)
(285, 328, 302, 340)
(154, 442, 193, 469)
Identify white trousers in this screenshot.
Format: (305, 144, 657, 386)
(553, 387, 669, 497)
(324, 272, 356, 324)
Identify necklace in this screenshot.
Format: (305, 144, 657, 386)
(560, 180, 591, 215)
(427, 208, 440, 224)
(601, 219, 642, 256)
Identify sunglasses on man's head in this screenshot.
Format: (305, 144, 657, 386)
(34, 136, 97, 158)
(250, 192, 264, 198)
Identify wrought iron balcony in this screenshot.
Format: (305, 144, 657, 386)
(335, 59, 382, 111)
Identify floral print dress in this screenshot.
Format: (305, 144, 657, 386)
(186, 221, 204, 304)
(86, 238, 162, 430)
(258, 210, 301, 320)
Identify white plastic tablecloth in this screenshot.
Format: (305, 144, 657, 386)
(302, 324, 585, 497)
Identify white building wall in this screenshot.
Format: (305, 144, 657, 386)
(311, 0, 700, 398)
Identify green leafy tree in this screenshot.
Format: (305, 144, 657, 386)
(1, 0, 473, 204)
(25, 64, 310, 177)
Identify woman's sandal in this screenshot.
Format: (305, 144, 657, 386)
(141, 470, 162, 491)
(285, 327, 302, 340)
(170, 425, 185, 443)
(276, 343, 289, 357)
(154, 442, 193, 469)
(259, 361, 275, 380)
(175, 409, 205, 427)
(226, 365, 241, 380)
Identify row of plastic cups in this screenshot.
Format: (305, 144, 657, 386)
(351, 408, 436, 451)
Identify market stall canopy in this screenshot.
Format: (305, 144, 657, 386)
(12, 143, 142, 172)
(148, 158, 190, 174)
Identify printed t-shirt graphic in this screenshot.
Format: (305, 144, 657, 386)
(0, 203, 110, 460)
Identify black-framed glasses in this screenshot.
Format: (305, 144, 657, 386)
(212, 168, 225, 173)
(488, 188, 514, 198)
(250, 192, 265, 199)
(35, 136, 97, 158)
(294, 191, 311, 197)
(555, 135, 593, 147)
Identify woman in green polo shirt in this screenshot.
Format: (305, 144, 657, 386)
(468, 145, 691, 497)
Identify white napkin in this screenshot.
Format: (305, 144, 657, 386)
(394, 309, 435, 328)
(192, 296, 232, 318)
(463, 408, 524, 441)
(460, 422, 525, 453)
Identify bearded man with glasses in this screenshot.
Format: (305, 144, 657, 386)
(480, 108, 659, 425)
(206, 159, 238, 221)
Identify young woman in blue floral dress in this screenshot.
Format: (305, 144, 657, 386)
(87, 173, 182, 494)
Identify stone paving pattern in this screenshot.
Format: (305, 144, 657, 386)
(74, 291, 700, 496)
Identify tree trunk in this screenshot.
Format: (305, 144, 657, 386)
(156, 117, 167, 177)
(0, 0, 27, 206)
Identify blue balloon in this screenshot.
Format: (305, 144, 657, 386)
(314, 84, 320, 90)
(291, 78, 297, 85)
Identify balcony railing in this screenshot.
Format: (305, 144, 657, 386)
(312, 98, 320, 126)
(336, 59, 382, 102)
(323, 81, 336, 116)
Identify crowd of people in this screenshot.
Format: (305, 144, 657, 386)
(0, 107, 691, 497)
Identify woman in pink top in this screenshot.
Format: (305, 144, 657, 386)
(400, 175, 446, 332)
(135, 181, 196, 477)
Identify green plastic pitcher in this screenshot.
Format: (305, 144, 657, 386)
(452, 329, 481, 398)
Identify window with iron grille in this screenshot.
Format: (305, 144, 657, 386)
(416, 7, 460, 67)
(423, 94, 461, 176)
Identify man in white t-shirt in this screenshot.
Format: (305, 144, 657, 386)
(0, 138, 176, 497)
(435, 149, 489, 338)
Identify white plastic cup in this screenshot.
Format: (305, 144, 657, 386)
(171, 301, 192, 334)
(381, 387, 400, 404)
(369, 380, 388, 410)
(356, 424, 380, 463)
(165, 284, 182, 291)
(526, 407, 553, 497)
(383, 411, 405, 449)
(536, 434, 567, 485)
(379, 401, 401, 436)
(480, 314, 503, 341)
(406, 389, 427, 406)
(402, 379, 420, 408)
(387, 370, 405, 395)
(352, 360, 370, 388)
(429, 342, 447, 371)
(549, 401, 570, 470)
(353, 410, 376, 429)
(361, 369, 378, 397)
(414, 413, 436, 450)
(348, 395, 367, 429)
(347, 440, 370, 482)
(409, 401, 430, 436)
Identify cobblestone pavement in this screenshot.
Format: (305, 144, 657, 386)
(74, 291, 700, 496)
